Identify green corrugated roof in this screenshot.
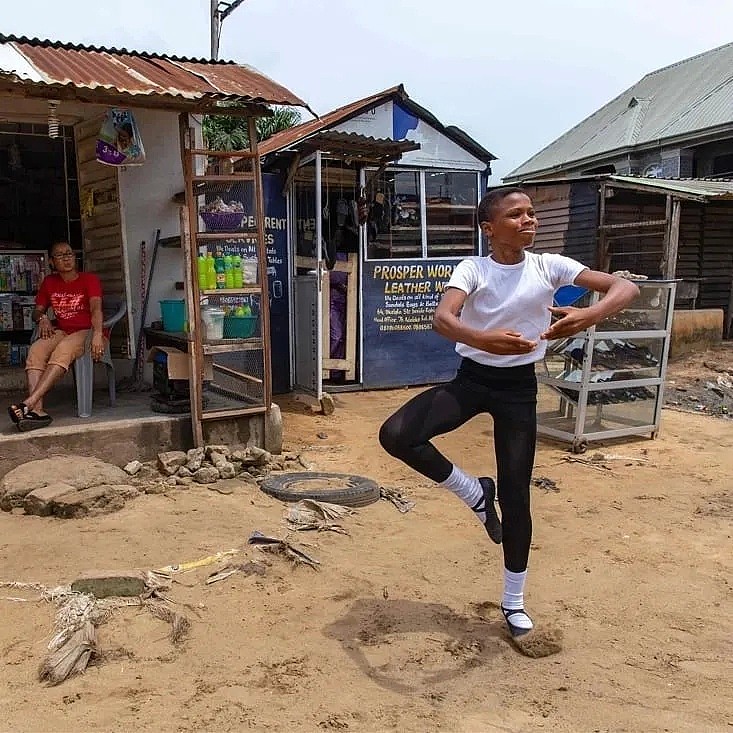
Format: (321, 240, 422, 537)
(506, 42, 733, 181)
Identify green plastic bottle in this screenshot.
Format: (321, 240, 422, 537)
(205, 252, 216, 290)
(224, 255, 234, 289)
(215, 254, 226, 289)
(197, 252, 207, 291)
(232, 255, 243, 288)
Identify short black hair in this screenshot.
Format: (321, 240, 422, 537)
(477, 186, 529, 223)
(48, 240, 70, 256)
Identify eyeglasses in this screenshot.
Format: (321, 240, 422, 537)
(52, 252, 75, 260)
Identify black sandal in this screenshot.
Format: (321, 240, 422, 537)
(17, 411, 53, 432)
(501, 606, 533, 638)
(7, 403, 29, 424)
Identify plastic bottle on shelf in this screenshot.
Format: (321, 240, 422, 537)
(232, 255, 243, 288)
(205, 252, 217, 290)
(224, 255, 234, 289)
(197, 252, 208, 291)
(215, 253, 226, 290)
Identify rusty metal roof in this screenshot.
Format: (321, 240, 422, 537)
(258, 84, 495, 164)
(258, 86, 404, 155)
(0, 34, 308, 110)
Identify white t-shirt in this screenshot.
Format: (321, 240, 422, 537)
(445, 251, 588, 367)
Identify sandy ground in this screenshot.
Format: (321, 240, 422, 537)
(0, 384, 731, 733)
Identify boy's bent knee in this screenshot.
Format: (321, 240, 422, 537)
(378, 419, 404, 457)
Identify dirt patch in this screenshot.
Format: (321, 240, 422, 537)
(0, 386, 731, 731)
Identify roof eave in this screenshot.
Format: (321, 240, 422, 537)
(0, 76, 272, 116)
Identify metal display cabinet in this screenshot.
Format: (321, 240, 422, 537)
(537, 280, 677, 453)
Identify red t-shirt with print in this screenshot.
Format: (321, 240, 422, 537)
(36, 272, 103, 334)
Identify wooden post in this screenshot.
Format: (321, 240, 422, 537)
(178, 112, 204, 447)
(662, 198, 681, 279)
(249, 116, 273, 411)
(597, 182, 608, 271)
(660, 194, 672, 277)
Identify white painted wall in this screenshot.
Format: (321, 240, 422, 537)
(117, 109, 186, 367)
(333, 99, 486, 171)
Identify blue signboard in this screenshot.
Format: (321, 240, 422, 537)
(262, 174, 290, 394)
(362, 259, 461, 388)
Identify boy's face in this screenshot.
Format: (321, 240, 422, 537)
(480, 193, 538, 250)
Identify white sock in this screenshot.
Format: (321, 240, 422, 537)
(502, 568, 533, 631)
(440, 466, 484, 521)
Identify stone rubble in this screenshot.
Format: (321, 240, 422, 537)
(0, 446, 309, 519)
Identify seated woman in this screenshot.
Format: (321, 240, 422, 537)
(7, 241, 105, 431)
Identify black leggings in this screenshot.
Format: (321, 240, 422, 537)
(379, 359, 537, 573)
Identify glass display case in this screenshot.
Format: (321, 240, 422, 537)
(537, 280, 677, 453)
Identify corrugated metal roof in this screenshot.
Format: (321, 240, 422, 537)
(608, 175, 733, 200)
(518, 174, 733, 202)
(506, 41, 733, 181)
(258, 86, 404, 155)
(258, 84, 495, 164)
(0, 34, 308, 108)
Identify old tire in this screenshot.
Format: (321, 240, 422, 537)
(259, 471, 380, 508)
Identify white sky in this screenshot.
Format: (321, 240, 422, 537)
(5, 0, 733, 180)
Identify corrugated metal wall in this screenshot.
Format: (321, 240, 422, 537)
(522, 181, 599, 266)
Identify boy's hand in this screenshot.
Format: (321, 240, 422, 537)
(541, 306, 595, 340)
(479, 329, 538, 355)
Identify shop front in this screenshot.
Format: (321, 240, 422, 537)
(259, 86, 495, 406)
(0, 34, 308, 446)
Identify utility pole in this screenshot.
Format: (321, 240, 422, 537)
(210, 0, 249, 60)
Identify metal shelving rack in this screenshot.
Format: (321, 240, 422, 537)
(537, 280, 677, 453)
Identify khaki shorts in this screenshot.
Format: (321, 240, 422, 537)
(25, 329, 90, 372)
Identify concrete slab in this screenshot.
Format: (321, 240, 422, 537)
(0, 387, 192, 477)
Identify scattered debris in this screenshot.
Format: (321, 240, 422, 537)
(155, 550, 239, 575)
(561, 455, 615, 473)
(206, 560, 267, 585)
(248, 531, 320, 569)
(39, 621, 96, 686)
(532, 476, 559, 492)
(285, 499, 353, 533)
(379, 486, 416, 513)
(1, 572, 190, 686)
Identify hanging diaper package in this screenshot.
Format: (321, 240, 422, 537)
(96, 108, 146, 166)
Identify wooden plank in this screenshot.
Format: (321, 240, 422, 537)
(76, 114, 105, 141)
(191, 148, 257, 158)
(202, 340, 264, 354)
(180, 113, 204, 448)
(212, 363, 264, 384)
(83, 214, 122, 234)
(599, 218, 668, 231)
(200, 406, 266, 421)
(249, 116, 272, 412)
(79, 165, 118, 188)
(662, 199, 682, 279)
(191, 173, 255, 182)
